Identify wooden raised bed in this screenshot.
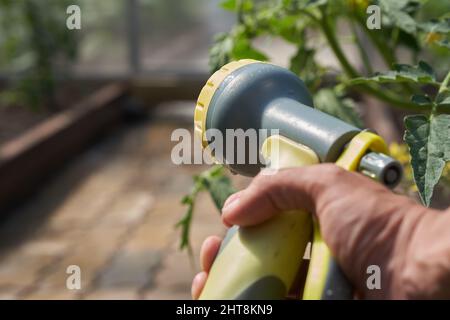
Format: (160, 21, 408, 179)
(0, 72, 207, 214)
(0, 83, 129, 214)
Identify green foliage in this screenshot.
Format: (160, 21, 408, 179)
(313, 88, 364, 128)
(180, 0, 450, 250)
(437, 91, 450, 107)
(411, 94, 432, 107)
(350, 61, 437, 86)
(177, 165, 236, 250)
(437, 39, 450, 49)
(379, 0, 419, 35)
(404, 113, 450, 206)
(210, 27, 268, 73)
(419, 18, 450, 34)
(404, 71, 450, 206)
(0, 0, 77, 110)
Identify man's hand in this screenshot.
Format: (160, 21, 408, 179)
(192, 164, 450, 299)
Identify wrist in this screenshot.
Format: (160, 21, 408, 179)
(394, 204, 448, 299)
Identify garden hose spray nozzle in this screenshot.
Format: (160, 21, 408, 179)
(194, 59, 403, 300)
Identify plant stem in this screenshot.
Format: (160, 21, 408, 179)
(390, 27, 400, 51)
(350, 19, 373, 75)
(358, 84, 425, 112)
(433, 70, 450, 114)
(359, 20, 396, 67)
(318, 10, 424, 111)
(358, 21, 416, 95)
(237, 0, 244, 24)
(439, 70, 450, 94)
(320, 12, 359, 78)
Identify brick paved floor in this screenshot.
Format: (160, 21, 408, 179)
(0, 113, 250, 300)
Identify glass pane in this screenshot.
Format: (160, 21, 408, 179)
(139, 0, 235, 73)
(74, 0, 129, 76)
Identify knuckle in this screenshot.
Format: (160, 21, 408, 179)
(252, 171, 272, 188)
(252, 169, 290, 195)
(320, 163, 345, 179)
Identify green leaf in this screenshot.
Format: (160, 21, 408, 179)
(291, 0, 328, 9)
(436, 39, 450, 49)
(209, 26, 268, 73)
(176, 196, 195, 250)
(350, 61, 437, 86)
(290, 46, 313, 74)
(379, 0, 418, 35)
(289, 45, 316, 83)
(220, 0, 253, 12)
(396, 29, 421, 52)
(404, 114, 450, 206)
(177, 165, 235, 251)
(231, 35, 268, 61)
(411, 94, 432, 106)
(418, 18, 450, 34)
(176, 179, 204, 250)
(209, 33, 234, 73)
(220, 0, 237, 11)
(437, 90, 450, 107)
(203, 174, 236, 210)
(314, 88, 364, 128)
(268, 14, 305, 44)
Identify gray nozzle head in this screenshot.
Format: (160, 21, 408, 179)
(359, 152, 403, 189)
(205, 62, 360, 176)
(205, 62, 315, 176)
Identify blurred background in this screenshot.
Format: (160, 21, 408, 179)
(0, 0, 449, 300)
(0, 0, 238, 300)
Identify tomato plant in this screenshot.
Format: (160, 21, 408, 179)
(178, 0, 450, 250)
(0, 0, 77, 110)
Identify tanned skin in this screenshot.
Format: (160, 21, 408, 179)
(191, 164, 450, 299)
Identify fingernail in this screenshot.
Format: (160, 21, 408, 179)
(222, 193, 241, 214)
